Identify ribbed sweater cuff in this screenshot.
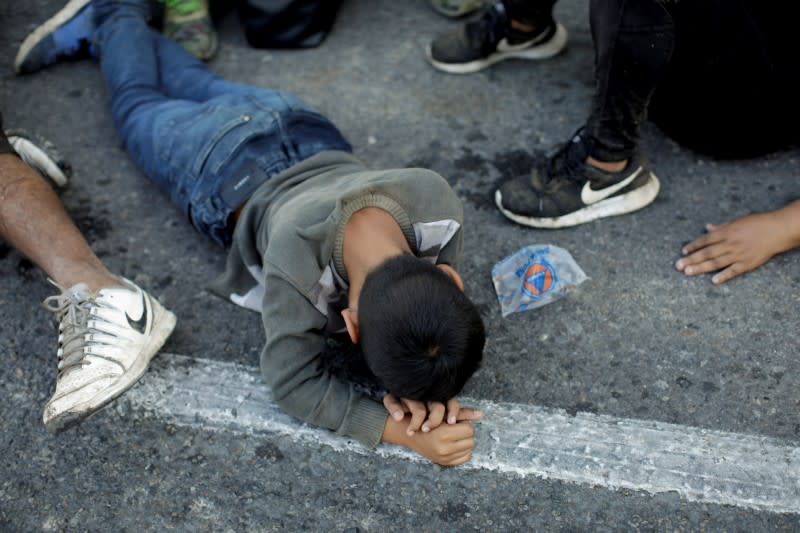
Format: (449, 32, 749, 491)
(338, 398, 389, 448)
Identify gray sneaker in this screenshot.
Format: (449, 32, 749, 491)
(41, 279, 176, 432)
(6, 129, 72, 188)
(428, 2, 567, 74)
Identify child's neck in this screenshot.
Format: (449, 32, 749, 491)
(343, 207, 411, 307)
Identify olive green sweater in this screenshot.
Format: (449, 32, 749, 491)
(209, 151, 464, 446)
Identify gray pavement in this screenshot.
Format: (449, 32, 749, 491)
(1, 0, 799, 531)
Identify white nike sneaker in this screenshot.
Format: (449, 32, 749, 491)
(41, 279, 176, 432)
(495, 131, 660, 228)
(5, 128, 72, 188)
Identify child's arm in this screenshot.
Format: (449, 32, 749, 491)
(675, 199, 800, 284)
(262, 274, 388, 446)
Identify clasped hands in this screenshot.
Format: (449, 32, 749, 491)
(382, 392, 482, 466)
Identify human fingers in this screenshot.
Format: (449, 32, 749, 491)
(437, 426, 475, 456)
(382, 393, 406, 422)
(440, 446, 474, 466)
(422, 402, 446, 433)
(679, 229, 726, 259)
(446, 398, 460, 424)
(403, 398, 428, 436)
(683, 250, 736, 276)
(711, 262, 749, 284)
(456, 407, 483, 422)
(677, 242, 733, 274)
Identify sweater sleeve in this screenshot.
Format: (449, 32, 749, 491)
(260, 268, 388, 446)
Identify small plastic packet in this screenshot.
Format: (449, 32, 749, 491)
(491, 244, 588, 316)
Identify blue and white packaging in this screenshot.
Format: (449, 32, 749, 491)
(491, 244, 588, 316)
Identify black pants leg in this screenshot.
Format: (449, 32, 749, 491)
(584, 0, 674, 162)
(500, 0, 557, 30)
(648, 1, 800, 157)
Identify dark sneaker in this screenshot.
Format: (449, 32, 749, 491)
(430, 0, 485, 18)
(14, 0, 95, 75)
(162, 0, 218, 61)
(427, 1, 567, 74)
(495, 133, 660, 228)
(5, 129, 72, 188)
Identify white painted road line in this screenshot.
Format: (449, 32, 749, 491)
(125, 353, 800, 514)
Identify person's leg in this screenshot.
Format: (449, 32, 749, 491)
(93, 0, 175, 177)
(649, 0, 800, 157)
(584, 0, 674, 163)
(502, 0, 556, 32)
(0, 126, 176, 433)
(150, 30, 268, 102)
(494, 0, 671, 228)
(0, 153, 118, 292)
(93, 0, 224, 221)
(427, 0, 566, 74)
(95, 0, 350, 247)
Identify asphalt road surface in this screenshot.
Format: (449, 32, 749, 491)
(2, 0, 799, 530)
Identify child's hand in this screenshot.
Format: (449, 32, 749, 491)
(382, 414, 476, 466)
(675, 212, 788, 284)
(383, 393, 483, 436)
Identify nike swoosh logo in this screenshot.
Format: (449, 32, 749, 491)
(581, 166, 643, 205)
(126, 291, 149, 335)
(496, 37, 537, 53)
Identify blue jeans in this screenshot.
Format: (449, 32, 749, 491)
(93, 0, 352, 246)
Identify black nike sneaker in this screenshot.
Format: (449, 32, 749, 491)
(427, 1, 568, 74)
(495, 132, 661, 228)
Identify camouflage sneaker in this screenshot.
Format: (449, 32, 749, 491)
(430, 0, 485, 18)
(162, 0, 218, 61)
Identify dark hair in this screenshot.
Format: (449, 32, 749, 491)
(357, 255, 485, 402)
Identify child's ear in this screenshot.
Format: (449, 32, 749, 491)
(437, 263, 465, 292)
(342, 308, 360, 343)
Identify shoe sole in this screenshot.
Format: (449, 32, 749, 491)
(430, 0, 484, 18)
(427, 23, 568, 74)
(42, 297, 177, 433)
(495, 173, 661, 228)
(14, 0, 93, 74)
(6, 131, 70, 187)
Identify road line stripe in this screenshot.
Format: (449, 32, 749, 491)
(124, 353, 800, 514)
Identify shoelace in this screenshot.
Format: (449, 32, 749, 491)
(542, 130, 589, 184)
(41, 282, 113, 375)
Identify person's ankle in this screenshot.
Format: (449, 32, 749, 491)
(55, 267, 125, 293)
(586, 155, 627, 173)
(510, 19, 536, 33)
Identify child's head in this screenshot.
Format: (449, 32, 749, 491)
(356, 254, 485, 402)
